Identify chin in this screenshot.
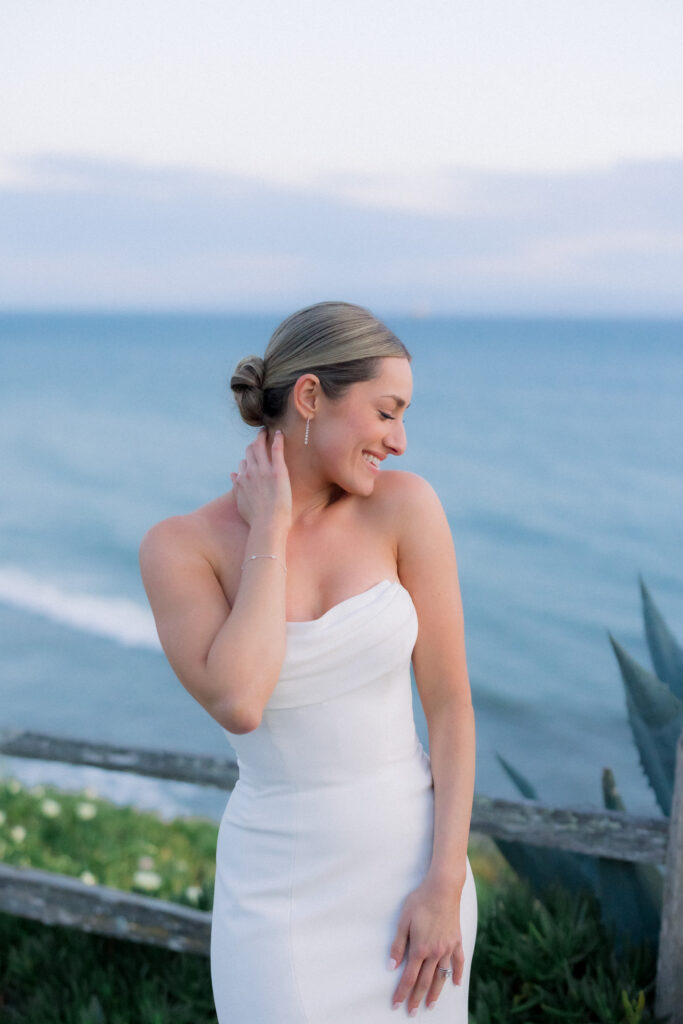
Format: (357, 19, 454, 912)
(333, 475, 373, 498)
(355, 475, 376, 497)
(329, 460, 377, 497)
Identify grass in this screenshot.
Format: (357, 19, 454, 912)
(0, 913, 216, 1024)
(0, 776, 217, 912)
(0, 774, 660, 1022)
(471, 883, 659, 1022)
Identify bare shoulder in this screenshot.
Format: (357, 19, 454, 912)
(138, 495, 241, 656)
(370, 469, 444, 526)
(139, 493, 242, 575)
(138, 515, 208, 630)
(138, 496, 245, 722)
(378, 474, 470, 714)
(370, 469, 456, 585)
(139, 511, 204, 577)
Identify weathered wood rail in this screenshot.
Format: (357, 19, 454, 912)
(1, 727, 682, 1019)
(0, 728, 239, 788)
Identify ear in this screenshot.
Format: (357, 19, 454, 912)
(291, 373, 321, 420)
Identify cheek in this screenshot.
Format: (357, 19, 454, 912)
(315, 406, 371, 462)
(314, 428, 348, 467)
(317, 418, 361, 458)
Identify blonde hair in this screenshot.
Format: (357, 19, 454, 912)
(230, 301, 411, 428)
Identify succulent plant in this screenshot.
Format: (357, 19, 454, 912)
(494, 753, 599, 898)
(639, 576, 683, 699)
(608, 635, 683, 817)
(493, 577, 681, 949)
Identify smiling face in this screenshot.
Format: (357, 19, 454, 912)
(311, 357, 413, 495)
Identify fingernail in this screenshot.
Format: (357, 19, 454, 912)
(391, 1001, 400, 1010)
(409, 1009, 418, 1018)
(388, 957, 397, 971)
(428, 1001, 436, 1010)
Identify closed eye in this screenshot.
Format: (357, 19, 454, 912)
(379, 412, 394, 420)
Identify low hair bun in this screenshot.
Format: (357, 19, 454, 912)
(228, 302, 410, 430)
(230, 355, 266, 426)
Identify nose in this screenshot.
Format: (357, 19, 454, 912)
(384, 418, 407, 456)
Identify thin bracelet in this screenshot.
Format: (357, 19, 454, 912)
(241, 554, 288, 575)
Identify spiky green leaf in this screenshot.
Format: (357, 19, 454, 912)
(608, 633, 683, 815)
(496, 753, 539, 800)
(639, 576, 683, 700)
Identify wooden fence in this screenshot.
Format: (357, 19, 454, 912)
(1, 727, 681, 1019)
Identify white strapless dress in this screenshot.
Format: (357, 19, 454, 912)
(210, 579, 478, 1022)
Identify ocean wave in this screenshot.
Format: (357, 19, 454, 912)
(0, 565, 161, 650)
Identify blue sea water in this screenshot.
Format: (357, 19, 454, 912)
(1, 313, 682, 822)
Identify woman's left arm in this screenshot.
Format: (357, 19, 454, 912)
(422, 692, 475, 888)
(385, 471, 475, 1013)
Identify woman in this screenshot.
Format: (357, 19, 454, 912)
(139, 301, 478, 1021)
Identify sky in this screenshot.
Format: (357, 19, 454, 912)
(1, 0, 682, 314)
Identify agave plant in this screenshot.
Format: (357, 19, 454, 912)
(493, 577, 683, 949)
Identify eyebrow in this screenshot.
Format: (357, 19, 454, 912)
(381, 394, 411, 409)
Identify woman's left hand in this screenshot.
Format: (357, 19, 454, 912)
(388, 874, 464, 1015)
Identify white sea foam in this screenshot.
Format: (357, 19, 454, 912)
(0, 565, 161, 650)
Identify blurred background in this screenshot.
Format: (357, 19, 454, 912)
(1, 0, 682, 822)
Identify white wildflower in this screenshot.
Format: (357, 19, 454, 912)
(83, 785, 99, 800)
(30, 785, 46, 798)
(41, 798, 61, 818)
(133, 869, 162, 892)
(80, 870, 97, 886)
(8, 779, 22, 794)
(184, 885, 202, 905)
(76, 801, 97, 820)
(10, 825, 27, 843)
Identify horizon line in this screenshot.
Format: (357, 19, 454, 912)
(1, 306, 683, 323)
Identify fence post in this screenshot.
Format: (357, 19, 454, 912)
(656, 731, 683, 1022)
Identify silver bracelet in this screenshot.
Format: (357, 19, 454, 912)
(241, 554, 288, 575)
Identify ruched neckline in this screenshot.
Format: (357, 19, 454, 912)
(286, 578, 407, 631)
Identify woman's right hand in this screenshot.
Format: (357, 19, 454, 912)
(230, 428, 292, 532)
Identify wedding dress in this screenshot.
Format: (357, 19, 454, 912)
(210, 578, 477, 1021)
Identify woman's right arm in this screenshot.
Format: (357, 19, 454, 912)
(138, 429, 291, 734)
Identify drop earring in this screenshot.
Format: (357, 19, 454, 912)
(304, 417, 310, 446)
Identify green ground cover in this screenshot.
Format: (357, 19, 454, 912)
(0, 776, 659, 1022)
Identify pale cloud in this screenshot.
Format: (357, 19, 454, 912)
(1, 155, 681, 314)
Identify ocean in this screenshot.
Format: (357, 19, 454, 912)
(1, 313, 681, 823)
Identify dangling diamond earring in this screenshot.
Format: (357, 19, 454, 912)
(304, 417, 310, 445)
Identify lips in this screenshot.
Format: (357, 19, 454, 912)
(362, 451, 381, 469)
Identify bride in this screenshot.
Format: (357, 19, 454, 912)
(140, 300, 478, 1021)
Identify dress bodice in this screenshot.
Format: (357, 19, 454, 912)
(223, 579, 422, 790)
